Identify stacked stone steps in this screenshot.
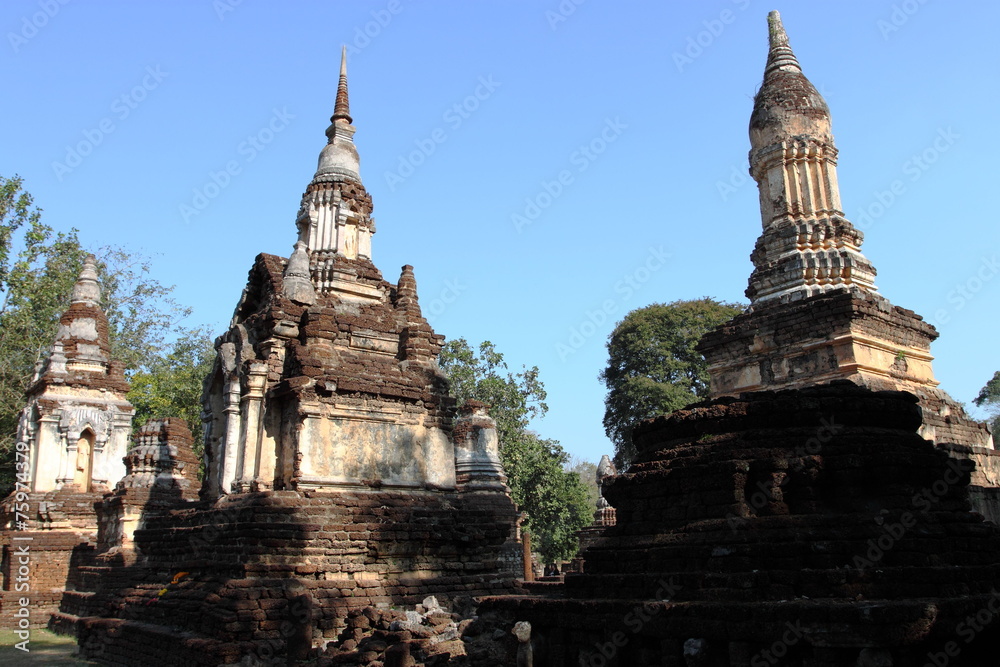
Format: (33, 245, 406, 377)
(583, 512, 999, 559)
(72, 488, 518, 663)
(55, 590, 96, 618)
(77, 618, 233, 666)
(487, 385, 1000, 663)
(75, 564, 114, 590)
(567, 561, 1000, 602)
(481, 595, 1000, 666)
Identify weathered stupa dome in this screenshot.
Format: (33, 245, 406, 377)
(749, 10, 833, 151)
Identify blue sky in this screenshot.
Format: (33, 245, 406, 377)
(3, 1, 998, 464)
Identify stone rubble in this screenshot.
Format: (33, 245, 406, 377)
(317, 596, 515, 667)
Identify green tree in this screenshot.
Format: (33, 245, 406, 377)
(0, 174, 206, 495)
(0, 175, 88, 495)
(97, 246, 193, 374)
(600, 298, 743, 469)
(128, 326, 216, 460)
(507, 432, 592, 562)
(567, 456, 599, 510)
(439, 338, 546, 447)
(439, 338, 592, 562)
(974, 371, 1000, 436)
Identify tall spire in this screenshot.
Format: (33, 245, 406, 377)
(315, 45, 361, 180)
(332, 46, 352, 124)
(745, 11, 876, 304)
(764, 11, 802, 75)
(295, 45, 376, 280)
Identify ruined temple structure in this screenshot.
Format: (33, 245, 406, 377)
(487, 383, 1000, 665)
(0, 256, 134, 628)
(195, 49, 497, 502)
(480, 13, 1000, 665)
(59, 49, 519, 665)
(569, 455, 617, 573)
(695, 13, 1000, 520)
(92, 418, 200, 561)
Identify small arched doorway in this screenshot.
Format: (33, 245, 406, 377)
(73, 429, 95, 492)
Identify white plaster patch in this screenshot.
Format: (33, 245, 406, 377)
(68, 318, 99, 340)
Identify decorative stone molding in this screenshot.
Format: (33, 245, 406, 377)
(745, 12, 877, 305)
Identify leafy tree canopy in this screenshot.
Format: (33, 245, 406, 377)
(0, 174, 210, 494)
(600, 298, 743, 468)
(439, 338, 592, 562)
(974, 370, 1000, 436)
(127, 326, 216, 461)
(567, 456, 599, 509)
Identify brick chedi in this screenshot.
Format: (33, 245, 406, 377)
(744, 13, 876, 306)
(92, 418, 200, 561)
(201, 48, 456, 498)
(479, 13, 1000, 665)
(484, 383, 1000, 664)
(696, 11, 1000, 520)
(11, 255, 133, 495)
(569, 454, 616, 573)
(65, 48, 518, 666)
(0, 256, 134, 629)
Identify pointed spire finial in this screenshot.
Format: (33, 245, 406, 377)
(765, 10, 802, 75)
(332, 46, 352, 125)
(315, 45, 363, 184)
(71, 254, 101, 305)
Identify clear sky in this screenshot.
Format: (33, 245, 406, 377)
(3, 1, 998, 464)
